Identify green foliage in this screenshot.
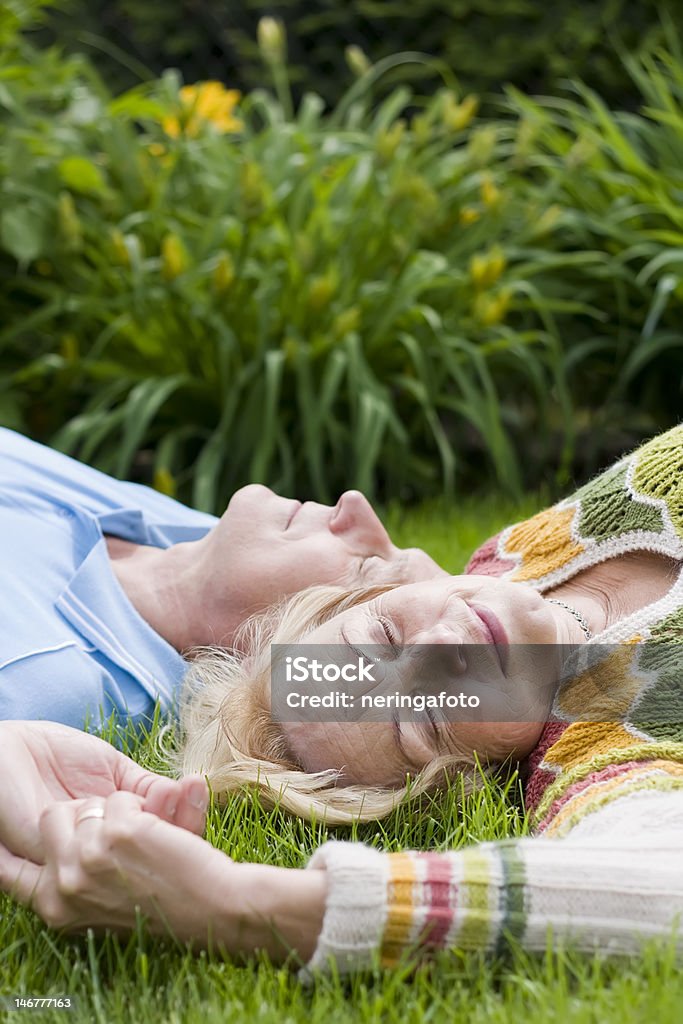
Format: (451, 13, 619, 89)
(0, 19, 578, 510)
(2, 11, 683, 511)
(39, 0, 681, 110)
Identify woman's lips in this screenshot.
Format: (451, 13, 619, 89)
(469, 603, 509, 672)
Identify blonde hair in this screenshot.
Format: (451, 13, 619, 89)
(174, 584, 495, 825)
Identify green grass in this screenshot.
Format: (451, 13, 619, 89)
(2, 493, 683, 1024)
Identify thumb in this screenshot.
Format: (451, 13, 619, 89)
(0, 841, 42, 906)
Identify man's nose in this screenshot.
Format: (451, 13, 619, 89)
(329, 490, 393, 554)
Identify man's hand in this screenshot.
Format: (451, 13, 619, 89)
(0, 721, 208, 861)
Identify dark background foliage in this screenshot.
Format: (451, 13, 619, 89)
(39, 0, 678, 108)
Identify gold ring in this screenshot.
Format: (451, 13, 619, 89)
(76, 807, 106, 825)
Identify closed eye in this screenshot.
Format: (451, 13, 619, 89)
(377, 615, 398, 647)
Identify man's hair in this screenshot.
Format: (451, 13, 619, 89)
(174, 584, 492, 824)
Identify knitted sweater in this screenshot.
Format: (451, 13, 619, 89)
(303, 425, 683, 975)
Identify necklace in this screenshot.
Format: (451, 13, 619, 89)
(546, 598, 594, 641)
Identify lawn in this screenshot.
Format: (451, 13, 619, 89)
(1, 493, 682, 1024)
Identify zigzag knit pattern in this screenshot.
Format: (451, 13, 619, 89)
(465, 423, 683, 837)
(303, 426, 683, 974)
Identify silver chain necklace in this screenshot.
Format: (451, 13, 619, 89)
(546, 598, 594, 641)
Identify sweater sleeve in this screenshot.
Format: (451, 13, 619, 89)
(301, 786, 683, 977)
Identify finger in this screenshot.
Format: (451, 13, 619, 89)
(112, 757, 197, 827)
(40, 798, 112, 878)
(173, 776, 209, 835)
(113, 757, 191, 826)
(138, 776, 182, 823)
(0, 841, 42, 905)
(73, 798, 107, 829)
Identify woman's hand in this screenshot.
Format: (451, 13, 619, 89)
(0, 721, 208, 861)
(0, 792, 326, 961)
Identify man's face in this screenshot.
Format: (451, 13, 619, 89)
(210, 485, 448, 625)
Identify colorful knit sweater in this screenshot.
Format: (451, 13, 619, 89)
(303, 425, 683, 975)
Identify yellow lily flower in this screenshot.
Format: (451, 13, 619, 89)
(163, 81, 243, 138)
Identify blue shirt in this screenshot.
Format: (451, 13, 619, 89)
(0, 428, 217, 730)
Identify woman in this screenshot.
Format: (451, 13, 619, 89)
(2, 425, 683, 971)
(0, 426, 443, 728)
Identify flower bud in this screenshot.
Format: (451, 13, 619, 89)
(473, 288, 511, 327)
(213, 251, 235, 293)
(161, 233, 189, 280)
(60, 333, 79, 362)
(345, 44, 371, 77)
(332, 306, 361, 339)
(480, 173, 501, 208)
(153, 467, 176, 497)
(308, 271, 337, 312)
(458, 206, 480, 226)
(110, 228, 130, 267)
(442, 93, 479, 133)
(258, 17, 285, 65)
(467, 125, 497, 166)
(469, 246, 507, 289)
(240, 161, 267, 219)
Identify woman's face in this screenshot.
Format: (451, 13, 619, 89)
(276, 575, 580, 787)
(209, 484, 447, 612)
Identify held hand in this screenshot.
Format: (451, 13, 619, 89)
(0, 792, 326, 961)
(0, 721, 208, 861)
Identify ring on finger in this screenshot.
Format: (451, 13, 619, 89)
(76, 807, 106, 826)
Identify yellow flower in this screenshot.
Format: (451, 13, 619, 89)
(161, 233, 189, 280)
(480, 173, 501, 208)
(458, 206, 480, 226)
(469, 245, 506, 289)
(472, 288, 511, 327)
(163, 82, 243, 139)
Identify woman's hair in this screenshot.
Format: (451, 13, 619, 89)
(174, 583, 495, 825)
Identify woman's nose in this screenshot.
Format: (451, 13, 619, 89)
(329, 490, 393, 554)
(410, 626, 468, 676)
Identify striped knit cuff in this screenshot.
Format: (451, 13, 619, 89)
(299, 841, 389, 981)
